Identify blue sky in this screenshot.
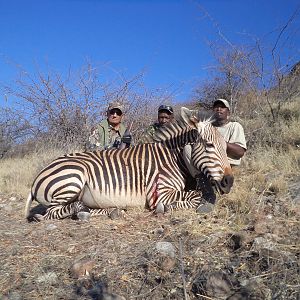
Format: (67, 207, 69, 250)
(0, 0, 299, 105)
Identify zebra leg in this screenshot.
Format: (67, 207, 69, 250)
(89, 208, 125, 220)
(154, 190, 204, 213)
(195, 173, 217, 204)
(34, 201, 89, 221)
(164, 191, 215, 214)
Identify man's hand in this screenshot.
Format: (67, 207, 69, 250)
(121, 134, 132, 145)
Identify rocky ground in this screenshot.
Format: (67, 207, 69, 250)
(0, 180, 299, 300)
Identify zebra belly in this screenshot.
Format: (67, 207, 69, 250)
(81, 186, 146, 209)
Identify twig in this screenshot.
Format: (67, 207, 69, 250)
(131, 284, 160, 298)
(179, 238, 189, 300)
(195, 295, 214, 300)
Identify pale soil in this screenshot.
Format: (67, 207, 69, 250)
(0, 183, 299, 300)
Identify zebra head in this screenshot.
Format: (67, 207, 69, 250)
(181, 107, 234, 194)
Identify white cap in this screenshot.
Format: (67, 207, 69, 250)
(213, 99, 230, 110)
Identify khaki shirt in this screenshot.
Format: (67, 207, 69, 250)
(87, 119, 126, 150)
(216, 121, 247, 166)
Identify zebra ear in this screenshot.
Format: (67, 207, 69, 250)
(180, 107, 199, 128)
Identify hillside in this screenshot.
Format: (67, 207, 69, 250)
(0, 151, 299, 299)
(1, 96, 300, 299)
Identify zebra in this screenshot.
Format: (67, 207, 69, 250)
(24, 107, 234, 221)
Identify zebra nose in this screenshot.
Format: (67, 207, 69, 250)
(220, 175, 234, 193)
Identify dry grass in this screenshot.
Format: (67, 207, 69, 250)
(0, 145, 299, 299)
(0, 148, 64, 196)
(0, 99, 300, 299)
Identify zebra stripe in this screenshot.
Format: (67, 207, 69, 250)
(25, 107, 233, 220)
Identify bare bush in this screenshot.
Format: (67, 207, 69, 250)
(2, 62, 175, 155)
(193, 7, 300, 124)
(0, 107, 32, 157)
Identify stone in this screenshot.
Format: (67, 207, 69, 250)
(156, 241, 176, 258)
(70, 259, 95, 279)
(36, 272, 58, 285)
(160, 256, 176, 272)
(77, 211, 91, 222)
(196, 202, 214, 214)
(45, 223, 58, 231)
(102, 292, 126, 300)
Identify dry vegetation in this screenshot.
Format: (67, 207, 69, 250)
(0, 97, 300, 299)
(1, 20, 300, 297)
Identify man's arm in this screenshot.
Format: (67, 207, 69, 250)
(226, 142, 246, 160)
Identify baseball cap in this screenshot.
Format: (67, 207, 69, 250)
(213, 99, 230, 110)
(108, 101, 124, 113)
(158, 104, 174, 114)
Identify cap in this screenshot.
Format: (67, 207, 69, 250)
(213, 99, 230, 110)
(108, 101, 124, 112)
(158, 104, 174, 114)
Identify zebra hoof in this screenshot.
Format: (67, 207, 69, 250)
(77, 211, 91, 222)
(155, 202, 165, 214)
(109, 208, 121, 220)
(196, 203, 214, 214)
(33, 214, 44, 222)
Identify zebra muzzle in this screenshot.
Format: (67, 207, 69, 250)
(220, 174, 234, 194)
(211, 174, 234, 194)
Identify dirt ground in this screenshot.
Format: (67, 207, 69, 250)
(0, 184, 299, 300)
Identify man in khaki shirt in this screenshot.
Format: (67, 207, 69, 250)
(87, 101, 132, 151)
(183, 98, 247, 209)
(212, 98, 247, 166)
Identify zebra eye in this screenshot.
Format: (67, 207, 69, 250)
(206, 142, 214, 147)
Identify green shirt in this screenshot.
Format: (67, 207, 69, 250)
(87, 119, 127, 150)
(138, 123, 161, 144)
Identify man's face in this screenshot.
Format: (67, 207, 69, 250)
(213, 103, 230, 122)
(107, 108, 123, 126)
(158, 111, 173, 126)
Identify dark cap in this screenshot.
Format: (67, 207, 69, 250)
(158, 104, 174, 114)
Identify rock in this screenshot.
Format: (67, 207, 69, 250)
(3, 205, 13, 213)
(77, 211, 91, 222)
(226, 233, 246, 251)
(252, 236, 277, 251)
(4, 291, 22, 300)
(155, 242, 176, 258)
(192, 270, 240, 299)
(240, 278, 272, 300)
(36, 272, 58, 285)
(160, 256, 176, 272)
(67, 245, 76, 254)
(70, 259, 95, 279)
(227, 288, 251, 300)
(102, 292, 126, 300)
(155, 202, 165, 214)
(109, 208, 125, 220)
(196, 202, 214, 214)
(45, 224, 58, 231)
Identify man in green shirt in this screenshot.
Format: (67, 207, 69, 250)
(139, 104, 174, 143)
(87, 101, 132, 150)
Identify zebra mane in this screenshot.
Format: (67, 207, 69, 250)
(149, 107, 215, 148)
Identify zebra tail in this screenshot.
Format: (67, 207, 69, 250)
(24, 192, 33, 219)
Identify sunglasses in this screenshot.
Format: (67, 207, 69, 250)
(109, 109, 123, 116)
